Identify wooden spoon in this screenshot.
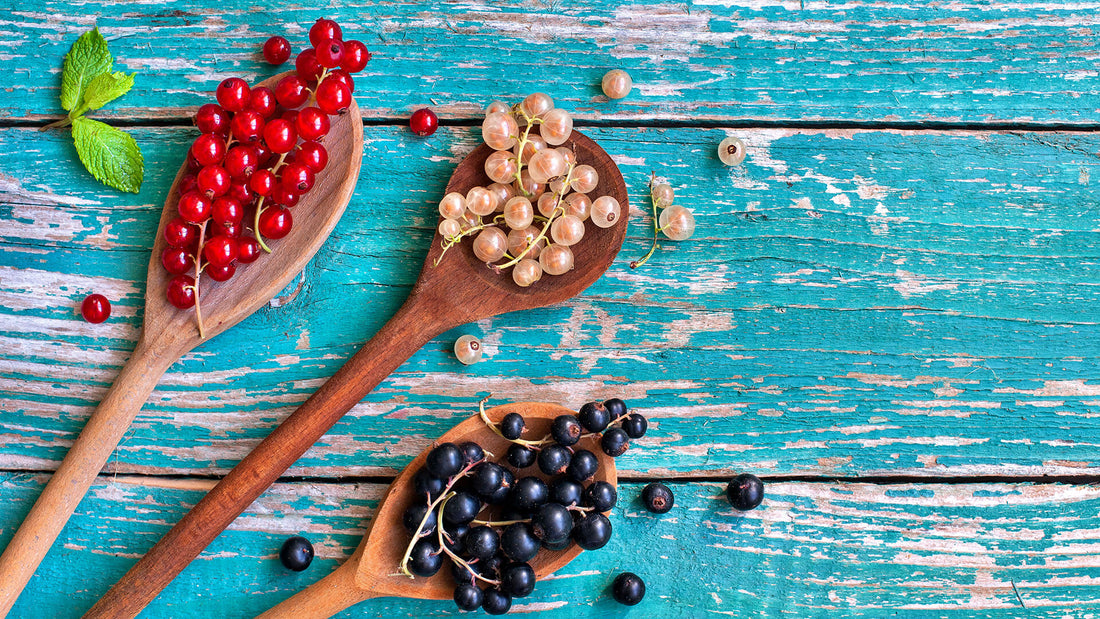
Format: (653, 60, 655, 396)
(0, 72, 363, 616)
(259, 401, 617, 618)
(84, 128, 629, 618)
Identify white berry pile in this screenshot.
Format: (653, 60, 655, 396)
(433, 93, 622, 287)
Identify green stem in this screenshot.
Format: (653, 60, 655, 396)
(254, 152, 290, 253)
(39, 117, 74, 132)
(494, 162, 575, 270)
(630, 173, 664, 269)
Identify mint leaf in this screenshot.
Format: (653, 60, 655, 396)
(71, 117, 143, 193)
(60, 27, 112, 112)
(82, 71, 134, 111)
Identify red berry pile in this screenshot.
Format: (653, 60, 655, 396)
(163, 19, 369, 334)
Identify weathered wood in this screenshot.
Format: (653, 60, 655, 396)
(1, 2, 1099, 126)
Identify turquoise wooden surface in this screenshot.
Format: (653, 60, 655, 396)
(2, 0, 1100, 616)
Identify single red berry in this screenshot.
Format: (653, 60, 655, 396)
(230, 110, 265, 144)
(197, 165, 231, 197)
(263, 118, 298, 153)
(409, 108, 438, 136)
(271, 186, 300, 208)
(340, 40, 370, 73)
(314, 38, 344, 68)
(249, 169, 276, 196)
(295, 48, 323, 82)
(250, 86, 278, 118)
(167, 275, 197, 309)
(258, 206, 293, 239)
(206, 263, 237, 282)
(274, 75, 310, 109)
(224, 146, 258, 180)
(203, 235, 238, 267)
(296, 107, 330, 141)
(326, 69, 354, 93)
(164, 217, 196, 247)
(218, 220, 244, 238)
(281, 163, 315, 193)
(263, 35, 292, 65)
(229, 179, 253, 204)
(80, 294, 110, 324)
(297, 141, 328, 172)
(195, 104, 230, 135)
(254, 142, 274, 166)
(216, 77, 251, 113)
(309, 19, 342, 47)
(178, 191, 212, 223)
(281, 109, 300, 126)
(212, 197, 244, 225)
(315, 80, 352, 115)
(191, 134, 226, 166)
(161, 247, 194, 275)
(178, 173, 199, 195)
(237, 236, 262, 263)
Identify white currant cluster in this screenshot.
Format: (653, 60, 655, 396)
(434, 93, 622, 287)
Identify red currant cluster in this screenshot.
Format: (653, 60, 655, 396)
(161, 19, 369, 334)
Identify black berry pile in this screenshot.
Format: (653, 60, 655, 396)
(399, 398, 645, 614)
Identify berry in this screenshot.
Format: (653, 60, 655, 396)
(297, 140, 328, 172)
(601, 427, 630, 457)
(258, 206, 293, 239)
(612, 572, 645, 606)
(281, 162, 315, 193)
(224, 146, 258, 180)
(407, 538, 442, 577)
(190, 133, 226, 167)
(166, 275, 196, 309)
(216, 77, 250, 113)
(442, 522, 469, 555)
(572, 512, 612, 550)
(263, 118, 298, 154)
(604, 398, 627, 420)
(726, 473, 764, 511)
(274, 75, 310, 108)
(229, 180, 253, 205)
(441, 492, 481, 526)
(500, 523, 539, 563)
(482, 588, 511, 615)
(237, 236, 261, 264)
(566, 449, 598, 483)
(578, 401, 611, 433)
(402, 501, 437, 535)
(484, 468, 514, 505)
(309, 18, 343, 47)
(531, 503, 572, 543)
(230, 110, 265, 144)
(413, 467, 446, 501)
(641, 482, 674, 514)
(583, 481, 617, 512)
(177, 191, 212, 223)
(601, 69, 634, 100)
(506, 444, 536, 469)
(80, 294, 110, 323)
(471, 461, 505, 498)
(250, 86, 277, 118)
(465, 525, 499, 560)
(426, 443, 464, 478)
(340, 40, 370, 73)
(507, 477, 548, 513)
(197, 165, 231, 198)
(500, 563, 536, 598)
(549, 478, 583, 507)
(163, 217, 195, 247)
(315, 79, 352, 115)
(206, 263, 236, 282)
(551, 414, 583, 446)
(263, 35, 292, 65)
(161, 247, 193, 275)
(295, 48, 324, 82)
(271, 186, 301, 208)
(621, 413, 648, 439)
(537, 444, 571, 476)
(451, 557, 481, 585)
(195, 103, 229, 135)
(409, 107, 438, 136)
(453, 583, 483, 612)
(278, 536, 314, 571)
(326, 69, 355, 93)
(296, 107, 330, 141)
(203, 235, 238, 267)
(249, 169, 276, 196)
(718, 136, 747, 166)
(314, 38, 344, 68)
(460, 441, 485, 466)
(500, 413, 524, 440)
(178, 173, 199, 195)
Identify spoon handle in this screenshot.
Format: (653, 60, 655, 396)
(255, 553, 375, 619)
(85, 290, 452, 618)
(0, 336, 174, 616)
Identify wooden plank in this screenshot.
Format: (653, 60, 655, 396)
(2, 125, 1099, 479)
(2, 1, 1100, 125)
(1, 473, 1097, 616)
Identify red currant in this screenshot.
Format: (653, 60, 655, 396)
(161, 247, 194, 275)
(178, 173, 199, 195)
(218, 220, 244, 238)
(206, 263, 236, 282)
(249, 169, 276, 196)
(409, 108, 438, 136)
(178, 191, 212, 223)
(251, 86, 278, 118)
(281, 163, 315, 193)
(314, 39, 344, 68)
(259, 206, 293, 239)
(297, 141, 328, 172)
(315, 80, 352, 115)
(216, 77, 251, 113)
(230, 110, 265, 144)
(274, 75, 310, 109)
(80, 294, 111, 323)
(191, 134, 225, 166)
(166, 275, 196, 309)
(271, 186, 300, 208)
(229, 179, 253, 204)
(326, 70, 354, 93)
(340, 40, 370, 73)
(309, 19, 342, 47)
(237, 236, 262, 263)
(254, 142, 274, 167)
(296, 107, 330, 141)
(281, 109, 300, 127)
(223, 146, 258, 180)
(164, 217, 196, 247)
(197, 165, 231, 197)
(212, 197, 244, 225)
(195, 104, 230, 135)
(186, 152, 202, 172)
(295, 48, 323, 82)
(203, 235, 238, 267)
(263, 118, 298, 153)
(263, 35, 292, 65)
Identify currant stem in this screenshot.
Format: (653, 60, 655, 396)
(470, 517, 530, 527)
(397, 459, 482, 578)
(254, 152, 290, 253)
(192, 220, 208, 339)
(477, 400, 550, 449)
(494, 163, 576, 271)
(630, 173, 664, 269)
(436, 495, 501, 587)
(511, 111, 536, 197)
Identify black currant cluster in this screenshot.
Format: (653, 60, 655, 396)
(400, 398, 646, 615)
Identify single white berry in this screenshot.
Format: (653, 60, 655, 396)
(454, 334, 483, 365)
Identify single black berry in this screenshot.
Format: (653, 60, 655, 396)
(572, 512, 612, 550)
(501, 522, 540, 562)
(413, 467, 446, 500)
(583, 481, 617, 512)
(531, 503, 573, 543)
(442, 492, 482, 525)
(621, 413, 647, 439)
(567, 449, 599, 482)
(500, 412, 525, 440)
(551, 414, 583, 446)
(479, 554, 504, 579)
(500, 562, 536, 598)
(542, 536, 571, 551)
(578, 401, 611, 432)
(508, 477, 549, 513)
(485, 467, 515, 505)
(641, 482, 674, 514)
(408, 538, 442, 577)
(460, 441, 485, 466)
(279, 536, 314, 571)
(537, 444, 572, 476)
(443, 522, 469, 555)
(601, 427, 630, 457)
(451, 558, 481, 585)
(507, 443, 537, 469)
(482, 587, 512, 615)
(454, 582, 484, 611)
(471, 461, 506, 497)
(603, 397, 627, 420)
(726, 473, 764, 511)
(550, 478, 584, 507)
(402, 501, 437, 535)
(465, 525, 500, 560)
(426, 442, 464, 478)
(612, 572, 646, 605)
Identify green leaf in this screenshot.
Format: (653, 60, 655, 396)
(71, 117, 144, 193)
(82, 71, 134, 111)
(60, 27, 113, 112)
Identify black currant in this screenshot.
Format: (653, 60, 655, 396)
(551, 414, 583, 446)
(603, 397, 627, 420)
(572, 512, 612, 550)
(531, 503, 573, 543)
(278, 536, 314, 571)
(451, 557, 481, 585)
(500, 412, 525, 440)
(402, 501, 437, 535)
(479, 554, 504, 579)
(621, 413, 648, 439)
(550, 477, 584, 507)
(453, 582, 484, 611)
(426, 442, 464, 478)
(542, 536, 572, 551)
(507, 443, 537, 469)
(583, 481, 617, 512)
(601, 427, 630, 457)
(641, 482, 674, 514)
(471, 461, 506, 497)
(578, 401, 611, 432)
(567, 449, 599, 483)
(460, 441, 485, 466)
(501, 522, 540, 562)
(442, 492, 482, 525)
(413, 467, 446, 500)
(465, 525, 500, 560)
(508, 477, 549, 513)
(408, 538, 443, 577)
(726, 473, 764, 511)
(443, 522, 469, 555)
(485, 467, 515, 505)
(612, 572, 646, 606)
(537, 444, 572, 476)
(482, 587, 512, 615)
(500, 562, 536, 598)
